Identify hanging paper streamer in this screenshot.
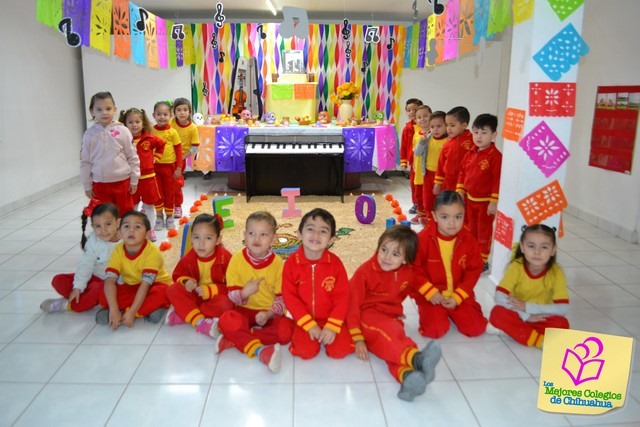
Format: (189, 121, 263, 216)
(156, 16, 168, 68)
(517, 180, 568, 225)
(530, 82, 576, 117)
(417, 20, 428, 68)
(166, 19, 177, 68)
(182, 24, 196, 65)
(443, 0, 460, 61)
(194, 126, 216, 171)
(513, 0, 534, 25)
(487, 0, 511, 38)
(90, 0, 112, 55)
(519, 121, 570, 178)
(533, 23, 589, 81)
(343, 128, 375, 173)
(548, 0, 584, 21)
(403, 25, 413, 68)
(64, 0, 91, 47)
(375, 126, 397, 171)
(426, 15, 437, 66)
(129, 3, 146, 65)
(458, 0, 476, 56)
(215, 127, 247, 172)
(435, 12, 447, 64)
(502, 108, 526, 142)
(112, 0, 131, 59)
(144, 11, 158, 69)
(494, 211, 515, 249)
(473, 0, 493, 45)
(37, 0, 61, 28)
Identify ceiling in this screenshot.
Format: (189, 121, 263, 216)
(136, 0, 438, 25)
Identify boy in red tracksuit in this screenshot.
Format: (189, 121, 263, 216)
(399, 98, 423, 214)
(414, 191, 488, 339)
(348, 225, 442, 402)
(283, 208, 353, 360)
(433, 106, 474, 193)
(456, 114, 502, 268)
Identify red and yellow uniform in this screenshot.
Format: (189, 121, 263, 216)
(412, 129, 426, 214)
(218, 249, 294, 358)
(347, 255, 430, 382)
(400, 120, 421, 206)
(456, 143, 502, 261)
(167, 245, 234, 326)
(414, 220, 487, 338)
(132, 132, 165, 206)
(99, 240, 171, 316)
(434, 129, 474, 191)
(490, 260, 569, 347)
(151, 124, 182, 217)
(169, 118, 200, 208)
(282, 247, 353, 359)
(422, 134, 448, 218)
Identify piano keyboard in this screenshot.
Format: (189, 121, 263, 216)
(245, 142, 344, 154)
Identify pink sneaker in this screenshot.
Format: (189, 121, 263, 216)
(195, 318, 220, 338)
(164, 308, 185, 326)
(174, 207, 182, 219)
(150, 230, 157, 242)
(258, 344, 282, 373)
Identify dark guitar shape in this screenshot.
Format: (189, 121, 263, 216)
(231, 72, 247, 117)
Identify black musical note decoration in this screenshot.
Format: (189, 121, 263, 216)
(171, 24, 185, 41)
(58, 17, 81, 47)
(387, 37, 396, 50)
(429, 0, 445, 15)
(412, 0, 418, 21)
(218, 51, 226, 63)
(256, 24, 267, 40)
(211, 33, 218, 49)
(426, 39, 438, 66)
(214, 2, 226, 29)
(345, 41, 352, 60)
(360, 61, 369, 72)
(135, 8, 149, 32)
(202, 82, 209, 97)
(364, 26, 381, 44)
(342, 19, 351, 40)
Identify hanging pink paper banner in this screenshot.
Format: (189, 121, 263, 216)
(156, 16, 168, 68)
(443, 0, 460, 61)
(529, 82, 576, 117)
(519, 121, 570, 178)
(375, 125, 397, 171)
(517, 180, 568, 225)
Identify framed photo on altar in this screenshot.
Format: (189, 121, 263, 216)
(282, 50, 305, 73)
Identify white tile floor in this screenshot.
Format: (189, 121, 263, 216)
(0, 172, 639, 427)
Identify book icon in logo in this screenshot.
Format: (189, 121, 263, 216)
(561, 336, 605, 386)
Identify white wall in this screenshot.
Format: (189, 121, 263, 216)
(0, 1, 85, 214)
(81, 47, 191, 129)
(564, 0, 640, 242)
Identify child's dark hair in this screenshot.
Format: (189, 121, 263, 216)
(472, 113, 498, 133)
(80, 202, 119, 250)
(446, 106, 470, 125)
(429, 110, 447, 123)
(377, 225, 419, 264)
(246, 211, 277, 233)
(433, 190, 465, 211)
(405, 98, 423, 107)
(416, 105, 432, 115)
(192, 213, 222, 236)
(173, 97, 193, 115)
(119, 108, 152, 134)
(153, 100, 173, 114)
(298, 208, 337, 237)
(514, 224, 557, 270)
(120, 210, 151, 231)
(88, 92, 115, 119)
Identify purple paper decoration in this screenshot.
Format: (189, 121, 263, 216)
(519, 121, 570, 178)
(417, 20, 428, 69)
(375, 126, 397, 171)
(64, 0, 91, 47)
(533, 23, 589, 81)
(215, 127, 248, 172)
(343, 128, 375, 173)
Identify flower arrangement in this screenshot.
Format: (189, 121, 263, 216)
(330, 82, 361, 105)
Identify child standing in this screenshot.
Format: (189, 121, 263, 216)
(120, 108, 165, 242)
(409, 105, 432, 224)
(165, 214, 234, 338)
(348, 226, 442, 402)
(399, 98, 423, 214)
(40, 202, 120, 313)
(416, 111, 448, 221)
(80, 92, 140, 216)
(489, 224, 569, 348)
(282, 208, 353, 360)
(433, 106, 473, 193)
(170, 98, 200, 219)
(97, 211, 171, 329)
(216, 211, 295, 373)
(151, 101, 182, 230)
(414, 191, 488, 338)
(456, 114, 502, 269)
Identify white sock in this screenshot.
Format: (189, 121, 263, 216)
(143, 204, 155, 224)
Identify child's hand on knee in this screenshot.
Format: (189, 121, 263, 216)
(121, 310, 136, 328)
(429, 292, 444, 305)
(319, 328, 336, 345)
(308, 325, 322, 341)
(109, 308, 122, 330)
(255, 310, 273, 326)
(355, 341, 369, 361)
(441, 297, 457, 309)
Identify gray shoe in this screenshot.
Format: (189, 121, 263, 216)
(398, 370, 427, 401)
(40, 297, 68, 313)
(146, 308, 167, 324)
(417, 341, 442, 384)
(95, 309, 110, 325)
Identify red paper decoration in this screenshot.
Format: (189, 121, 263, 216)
(529, 82, 576, 117)
(494, 211, 515, 249)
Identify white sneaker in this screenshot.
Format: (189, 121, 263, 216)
(166, 217, 176, 229)
(154, 214, 164, 231)
(485, 323, 506, 336)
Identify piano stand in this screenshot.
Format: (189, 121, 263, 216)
(245, 154, 344, 202)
